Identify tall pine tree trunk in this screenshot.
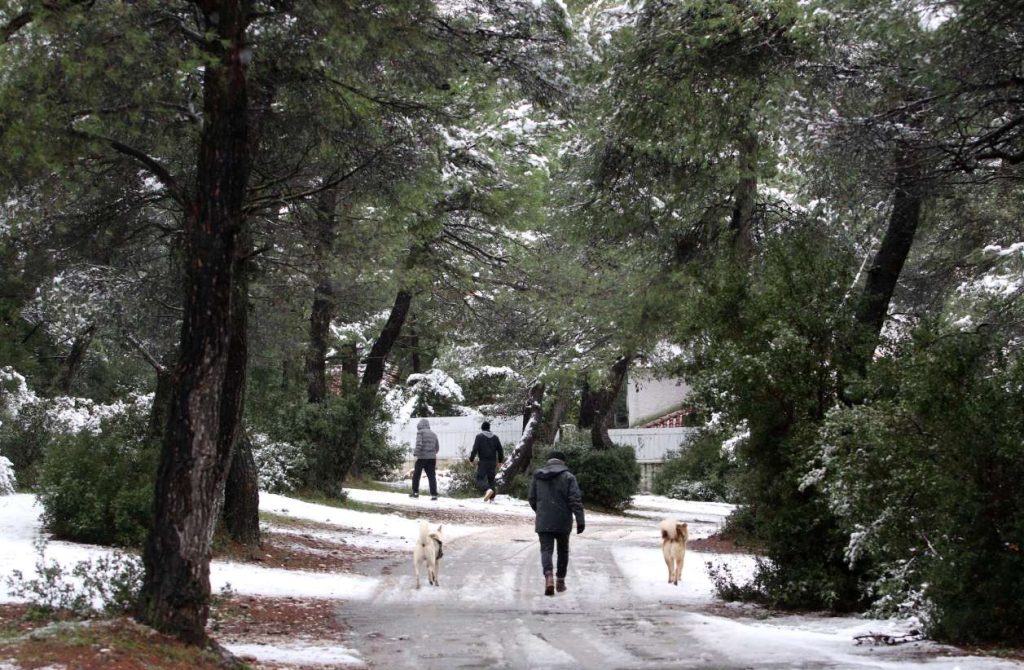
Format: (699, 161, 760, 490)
(577, 379, 595, 429)
(333, 289, 413, 487)
(729, 132, 758, 260)
(136, 0, 251, 646)
(590, 354, 633, 449)
(58, 323, 95, 394)
(223, 430, 260, 548)
(852, 160, 923, 371)
(305, 280, 334, 403)
(361, 289, 412, 388)
(222, 257, 258, 548)
(495, 381, 545, 494)
(538, 383, 571, 444)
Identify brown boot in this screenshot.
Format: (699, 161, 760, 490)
(544, 571, 554, 596)
(556, 577, 566, 593)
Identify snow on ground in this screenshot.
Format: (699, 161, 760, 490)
(681, 612, 1021, 669)
(259, 492, 484, 549)
(4, 489, 1024, 668)
(628, 493, 735, 537)
(343, 485, 535, 517)
(612, 544, 758, 603)
(225, 642, 365, 668)
(211, 561, 376, 601)
(0, 494, 379, 603)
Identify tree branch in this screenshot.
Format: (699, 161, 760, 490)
(69, 128, 189, 207)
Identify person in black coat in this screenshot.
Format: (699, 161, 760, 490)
(528, 449, 585, 595)
(468, 420, 503, 500)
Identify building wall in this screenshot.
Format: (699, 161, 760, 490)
(626, 371, 691, 427)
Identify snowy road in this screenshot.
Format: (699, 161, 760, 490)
(340, 501, 1021, 670)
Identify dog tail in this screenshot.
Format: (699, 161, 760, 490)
(418, 519, 429, 543)
(659, 518, 687, 542)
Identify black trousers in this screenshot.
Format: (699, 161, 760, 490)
(412, 458, 437, 496)
(475, 460, 498, 492)
(538, 531, 570, 578)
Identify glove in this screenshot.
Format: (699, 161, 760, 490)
(577, 523, 585, 535)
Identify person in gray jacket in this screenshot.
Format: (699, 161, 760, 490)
(411, 418, 440, 500)
(528, 449, 585, 596)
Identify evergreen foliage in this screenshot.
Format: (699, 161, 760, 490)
(559, 441, 640, 511)
(815, 324, 1024, 642)
(652, 431, 738, 503)
(36, 411, 156, 548)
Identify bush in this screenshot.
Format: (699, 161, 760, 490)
(652, 430, 739, 503)
(559, 441, 640, 511)
(814, 327, 1024, 642)
(6, 544, 143, 617)
(0, 455, 15, 495)
(36, 411, 157, 547)
(250, 433, 307, 493)
(444, 454, 479, 496)
(356, 430, 406, 481)
(0, 402, 54, 489)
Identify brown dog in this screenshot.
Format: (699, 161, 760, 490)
(659, 518, 688, 585)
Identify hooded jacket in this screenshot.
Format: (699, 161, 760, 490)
(528, 459, 585, 534)
(413, 419, 439, 459)
(469, 430, 503, 464)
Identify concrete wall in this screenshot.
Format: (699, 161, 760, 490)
(626, 371, 691, 427)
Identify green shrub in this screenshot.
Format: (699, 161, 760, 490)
(6, 544, 143, 617)
(507, 447, 551, 500)
(36, 411, 156, 547)
(444, 454, 479, 496)
(356, 429, 406, 481)
(559, 442, 640, 511)
(0, 402, 54, 489)
(250, 433, 307, 493)
(814, 327, 1024, 642)
(652, 430, 739, 502)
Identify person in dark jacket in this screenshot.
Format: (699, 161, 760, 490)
(468, 420, 503, 501)
(411, 418, 440, 500)
(528, 449, 585, 596)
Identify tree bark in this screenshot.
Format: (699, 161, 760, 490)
(361, 289, 413, 389)
(408, 321, 422, 374)
(539, 383, 572, 445)
(577, 379, 595, 429)
(223, 430, 260, 548)
(305, 280, 334, 403)
(58, 324, 95, 394)
(137, 0, 251, 647)
(495, 381, 545, 494)
(328, 289, 414, 486)
(729, 132, 758, 260)
(589, 354, 633, 449)
(148, 365, 173, 441)
(852, 161, 923, 370)
(340, 342, 359, 378)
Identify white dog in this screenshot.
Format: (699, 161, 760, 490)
(659, 518, 689, 586)
(413, 520, 445, 589)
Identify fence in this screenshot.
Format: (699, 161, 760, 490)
(605, 427, 697, 462)
(389, 416, 523, 460)
(391, 419, 696, 464)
